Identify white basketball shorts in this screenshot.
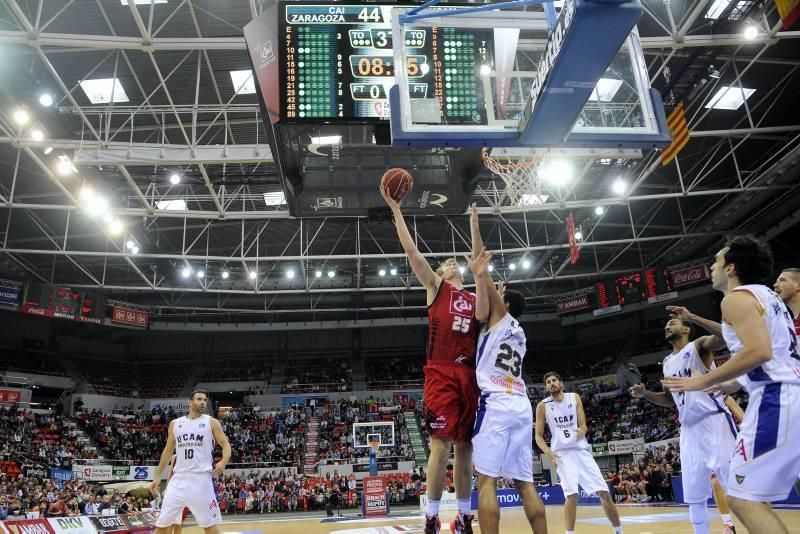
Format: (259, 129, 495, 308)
(727, 382, 800, 502)
(554, 448, 609, 497)
(472, 393, 534, 482)
(156, 472, 221, 528)
(680, 409, 738, 503)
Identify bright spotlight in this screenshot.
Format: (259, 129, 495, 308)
(509, 263, 516, 271)
(126, 240, 135, 250)
(479, 64, 492, 76)
(327, 270, 335, 278)
(379, 268, 386, 277)
(221, 270, 230, 279)
(286, 269, 295, 279)
(197, 270, 205, 278)
(102, 213, 114, 224)
(488, 264, 494, 272)
(12, 108, 29, 126)
(315, 270, 322, 278)
(574, 231, 583, 240)
(459, 266, 466, 275)
(249, 271, 257, 280)
(522, 259, 531, 269)
(612, 178, 627, 195)
(390, 268, 397, 276)
(595, 206, 605, 216)
(169, 173, 181, 185)
(543, 159, 572, 186)
(131, 246, 140, 255)
(87, 195, 108, 218)
(31, 129, 44, 142)
(57, 159, 73, 175)
(44, 146, 53, 155)
(79, 187, 95, 202)
(39, 94, 54, 107)
(743, 25, 758, 40)
(108, 219, 124, 236)
(181, 267, 191, 278)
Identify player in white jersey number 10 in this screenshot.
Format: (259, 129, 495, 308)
(535, 373, 624, 534)
(149, 389, 232, 534)
(663, 236, 800, 534)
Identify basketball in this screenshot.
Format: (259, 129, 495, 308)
(381, 168, 413, 202)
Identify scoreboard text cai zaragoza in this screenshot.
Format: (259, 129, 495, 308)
(280, 2, 492, 122)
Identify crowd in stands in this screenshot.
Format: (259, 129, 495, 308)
(316, 398, 414, 465)
(365, 356, 424, 389)
(608, 443, 681, 503)
(1, 406, 95, 469)
(219, 406, 305, 467)
(282, 357, 352, 393)
(74, 407, 174, 464)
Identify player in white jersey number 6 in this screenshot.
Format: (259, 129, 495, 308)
(150, 389, 232, 533)
(663, 236, 800, 534)
(535, 373, 624, 534)
(466, 244, 547, 534)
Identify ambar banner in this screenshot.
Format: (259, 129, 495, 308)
(556, 293, 591, 314)
(0, 285, 21, 305)
(1, 519, 55, 534)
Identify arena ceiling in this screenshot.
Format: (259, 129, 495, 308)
(0, 0, 799, 325)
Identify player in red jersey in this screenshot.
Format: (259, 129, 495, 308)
(381, 185, 480, 534)
(774, 267, 800, 334)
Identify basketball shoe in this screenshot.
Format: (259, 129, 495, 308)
(450, 512, 474, 534)
(722, 524, 736, 534)
(424, 514, 441, 534)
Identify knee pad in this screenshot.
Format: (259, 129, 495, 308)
(688, 502, 709, 534)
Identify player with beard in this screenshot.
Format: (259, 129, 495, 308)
(774, 268, 800, 334)
(381, 187, 480, 534)
(664, 236, 800, 534)
(536, 372, 623, 534)
(631, 316, 741, 534)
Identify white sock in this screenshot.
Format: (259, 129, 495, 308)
(426, 499, 440, 517)
(721, 513, 733, 524)
(614, 527, 624, 534)
(457, 498, 471, 516)
(566, 531, 575, 534)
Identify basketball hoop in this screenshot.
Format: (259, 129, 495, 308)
(482, 148, 549, 206)
(368, 439, 380, 457)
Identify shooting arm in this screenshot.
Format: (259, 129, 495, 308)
(693, 291, 773, 387)
(390, 208, 438, 290)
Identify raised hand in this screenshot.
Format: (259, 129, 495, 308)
(496, 279, 506, 297)
(465, 247, 493, 276)
(666, 305, 691, 321)
(379, 183, 401, 212)
(470, 202, 479, 227)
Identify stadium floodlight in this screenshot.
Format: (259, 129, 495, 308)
(221, 271, 230, 279)
(390, 268, 397, 276)
(327, 270, 335, 278)
(249, 271, 257, 280)
(181, 267, 191, 278)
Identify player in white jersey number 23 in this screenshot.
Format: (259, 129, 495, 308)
(149, 389, 232, 533)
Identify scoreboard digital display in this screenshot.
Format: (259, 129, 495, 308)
(280, 2, 492, 121)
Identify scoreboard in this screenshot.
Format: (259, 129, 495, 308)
(559, 268, 673, 314)
(280, 2, 492, 122)
(20, 283, 104, 324)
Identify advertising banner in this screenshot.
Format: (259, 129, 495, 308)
(112, 466, 130, 480)
(74, 465, 112, 481)
(1, 519, 55, 534)
(352, 462, 398, 473)
(607, 437, 644, 455)
(669, 264, 710, 287)
(111, 306, 149, 328)
(129, 466, 154, 481)
(88, 516, 127, 533)
(120, 512, 156, 532)
(362, 476, 389, 517)
(48, 469, 73, 481)
(47, 517, 95, 534)
(22, 466, 48, 478)
(0, 285, 21, 305)
(147, 399, 190, 413)
(0, 389, 22, 404)
(556, 293, 591, 314)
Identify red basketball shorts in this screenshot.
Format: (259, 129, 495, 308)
(423, 363, 479, 443)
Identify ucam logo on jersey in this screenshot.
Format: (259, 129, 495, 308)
(449, 292, 474, 317)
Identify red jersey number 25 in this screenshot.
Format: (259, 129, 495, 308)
(452, 316, 471, 333)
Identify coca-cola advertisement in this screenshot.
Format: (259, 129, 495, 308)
(556, 293, 591, 314)
(669, 264, 710, 287)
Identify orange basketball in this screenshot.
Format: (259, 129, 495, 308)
(381, 168, 413, 201)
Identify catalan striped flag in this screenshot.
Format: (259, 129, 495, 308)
(660, 102, 689, 166)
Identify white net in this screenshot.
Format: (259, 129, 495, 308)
(482, 148, 549, 206)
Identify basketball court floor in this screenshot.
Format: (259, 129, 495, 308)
(181, 504, 800, 533)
